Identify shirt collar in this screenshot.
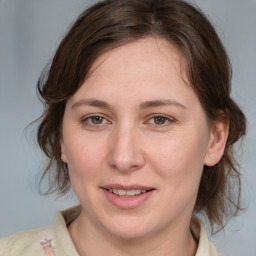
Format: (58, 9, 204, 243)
(53, 206, 219, 256)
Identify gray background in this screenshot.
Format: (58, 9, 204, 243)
(0, 0, 255, 255)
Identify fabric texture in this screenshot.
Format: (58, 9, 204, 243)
(0, 205, 220, 256)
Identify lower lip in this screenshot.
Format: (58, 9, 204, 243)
(102, 189, 154, 209)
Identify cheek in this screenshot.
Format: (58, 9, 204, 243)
(63, 133, 111, 187)
(69, 147, 101, 174)
(147, 132, 207, 186)
(147, 134, 207, 215)
(65, 142, 101, 208)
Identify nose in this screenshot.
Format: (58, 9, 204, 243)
(108, 124, 145, 172)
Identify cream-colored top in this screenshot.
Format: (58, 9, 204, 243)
(0, 205, 220, 256)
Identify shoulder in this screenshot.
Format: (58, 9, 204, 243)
(0, 205, 81, 256)
(0, 226, 53, 256)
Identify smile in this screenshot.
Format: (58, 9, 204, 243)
(102, 185, 155, 209)
(107, 189, 148, 197)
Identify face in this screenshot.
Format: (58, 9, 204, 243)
(61, 38, 219, 240)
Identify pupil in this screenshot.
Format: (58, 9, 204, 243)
(154, 117, 165, 124)
(92, 116, 103, 124)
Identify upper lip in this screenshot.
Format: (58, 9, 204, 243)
(102, 184, 154, 190)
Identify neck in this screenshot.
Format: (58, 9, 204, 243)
(68, 212, 197, 256)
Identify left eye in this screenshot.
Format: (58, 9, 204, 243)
(148, 116, 172, 125)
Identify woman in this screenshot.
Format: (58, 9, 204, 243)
(0, 0, 246, 255)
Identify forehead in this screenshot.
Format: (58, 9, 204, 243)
(88, 37, 187, 82)
(68, 37, 195, 108)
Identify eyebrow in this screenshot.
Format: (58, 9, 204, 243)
(71, 99, 111, 110)
(139, 99, 186, 109)
(71, 98, 186, 110)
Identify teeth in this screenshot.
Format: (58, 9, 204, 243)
(108, 189, 148, 197)
(126, 190, 136, 196)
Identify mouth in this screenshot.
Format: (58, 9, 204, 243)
(101, 185, 155, 209)
(104, 188, 153, 197)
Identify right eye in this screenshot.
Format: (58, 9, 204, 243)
(82, 115, 110, 128)
(87, 116, 105, 124)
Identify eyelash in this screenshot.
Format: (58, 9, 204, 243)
(82, 114, 110, 128)
(146, 114, 174, 127)
(81, 114, 174, 128)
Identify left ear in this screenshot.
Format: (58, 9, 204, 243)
(204, 117, 229, 167)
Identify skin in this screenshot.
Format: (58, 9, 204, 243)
(61, 38, 228, 256)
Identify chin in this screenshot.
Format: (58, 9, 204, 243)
(101, 216, 155, 241)
(108, 227, 150, 241)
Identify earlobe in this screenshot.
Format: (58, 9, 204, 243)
(204, 118, 229, 167)
(60, 140, 68, 163)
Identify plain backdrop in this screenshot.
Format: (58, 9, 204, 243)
(0, 0, 255, 255)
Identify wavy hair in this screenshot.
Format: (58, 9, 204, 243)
(37, 0, 246, 232)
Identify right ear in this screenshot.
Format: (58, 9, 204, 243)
(60, 137, 68, 163)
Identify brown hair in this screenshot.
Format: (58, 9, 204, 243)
(37, 0, 246, 232)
